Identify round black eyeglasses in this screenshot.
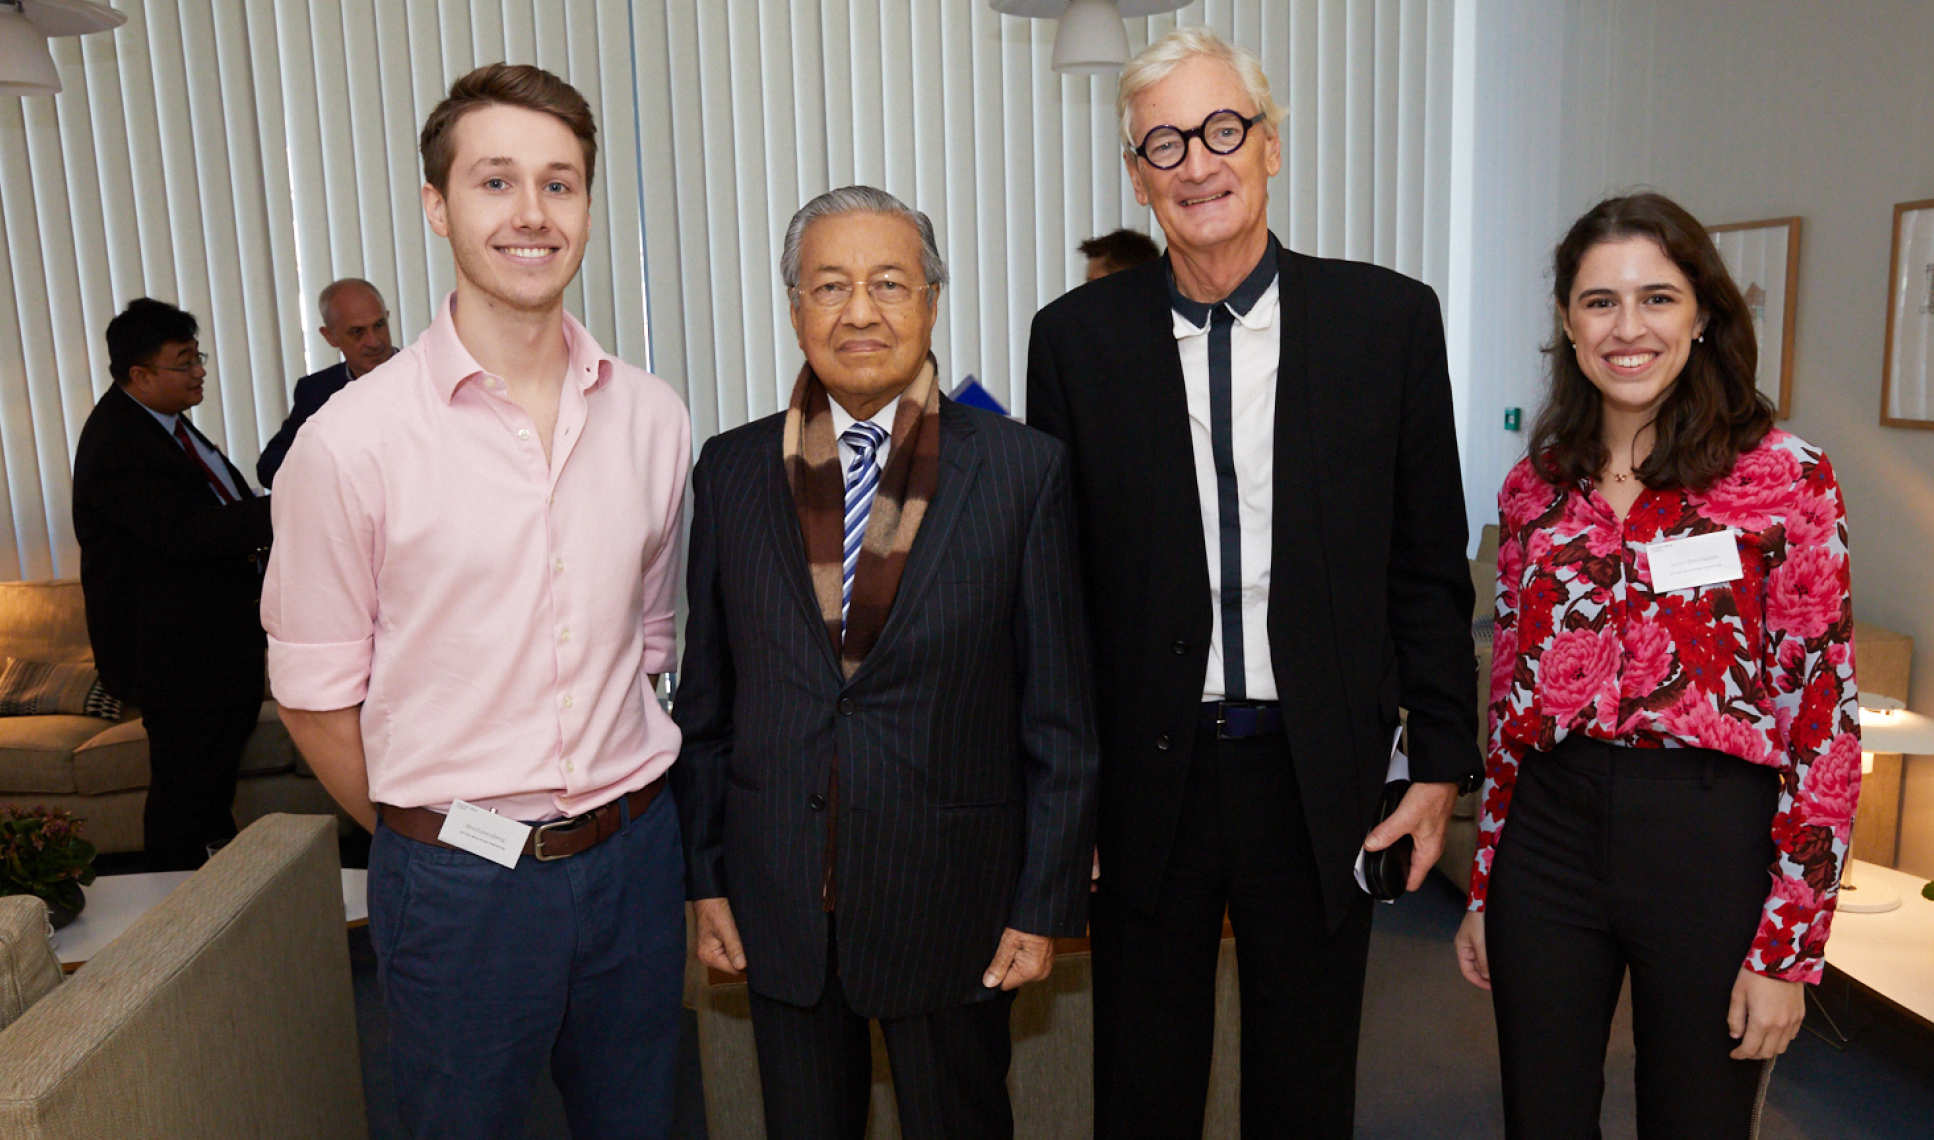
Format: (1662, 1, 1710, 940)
(1132, 109, 1266, 171)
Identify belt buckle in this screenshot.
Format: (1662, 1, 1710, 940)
(531, 815, 585, 861)
(1215, 702, 1235, 741)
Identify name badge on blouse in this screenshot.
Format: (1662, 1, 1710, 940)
(1646, 530, 1743, 593)
(437, 800, 531, 869)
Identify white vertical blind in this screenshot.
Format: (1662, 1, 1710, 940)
(0, 0, 1455, 581)
(634, 0, 1457, 449)
(0, 0, 651, 580)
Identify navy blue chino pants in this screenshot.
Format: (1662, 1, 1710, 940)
(368, 787, 685, 1139)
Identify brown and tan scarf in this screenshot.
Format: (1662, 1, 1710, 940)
(783, 355, 942, 678)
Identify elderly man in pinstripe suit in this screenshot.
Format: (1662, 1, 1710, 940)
(672, 185, 1100, 1139)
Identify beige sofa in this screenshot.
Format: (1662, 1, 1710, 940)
(0, 814, 366, 1136)
(0, 580, 344, 854)
(1437, 526, 1915, 893)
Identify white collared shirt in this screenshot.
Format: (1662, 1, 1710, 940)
(1173, 278, 1279, 701)
(830, 394, 901, 474)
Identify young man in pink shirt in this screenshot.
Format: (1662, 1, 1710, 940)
(263, 64, 691, 1136)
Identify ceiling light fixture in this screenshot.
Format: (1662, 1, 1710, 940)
(989, 0, 1189, 76)
(0, 0, 126, 98)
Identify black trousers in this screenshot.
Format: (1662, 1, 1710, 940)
(140, 700, 257, 871)
(1487, 736, 1778, 1139)
(1091, 725, 1374, 1139)
(747, 923, 1018, 1140)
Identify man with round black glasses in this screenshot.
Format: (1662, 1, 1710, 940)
(1027, 26, 1479, 1139)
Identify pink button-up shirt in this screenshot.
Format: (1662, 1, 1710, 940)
(263, 295, 690, 820)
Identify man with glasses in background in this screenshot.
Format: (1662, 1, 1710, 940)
(673, 185, 1098, 1138)
(1027, 28, 1479, 1138)
(73, 298, 273, 871)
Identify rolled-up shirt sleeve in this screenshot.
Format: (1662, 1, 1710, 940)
(637, 417, 691, 677)
(263, 429, 380, 710)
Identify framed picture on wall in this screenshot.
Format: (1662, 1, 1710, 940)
(1882, 198, 1934, 429)
(1709, 217, 1800, 419)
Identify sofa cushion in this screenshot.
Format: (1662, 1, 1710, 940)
(19, 701, 299, 798)
(70, 718, 150, 796)
(0, 894, 61, 1031)
(0, 717, 116, 794)
(0, 581, 92, 667)
(0, 658, 122, 721)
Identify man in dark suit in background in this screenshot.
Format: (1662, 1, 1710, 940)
(1027, 28, 1481, 1139)
(255, 277, 393, 487)
(674, 185, 1098, 1139)
(73, 298, 272, 871)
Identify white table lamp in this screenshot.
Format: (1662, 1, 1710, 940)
(1846, 693, 1934, 913)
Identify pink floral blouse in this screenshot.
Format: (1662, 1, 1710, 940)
(1468, 429, 1859, 983)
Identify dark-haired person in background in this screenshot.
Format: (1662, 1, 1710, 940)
(1455, 192, 1860, 1138)
(1078, 227, 1162, 281)
(72, 298, 272, 871)
(255, 277, 396, 487)
(264, 64, 690, 1135)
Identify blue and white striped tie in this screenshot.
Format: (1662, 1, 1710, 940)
(840, 421, 889, 630)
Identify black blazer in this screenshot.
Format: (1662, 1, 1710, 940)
(72, 385, 272, 711)
(256, 361, 352, 487)
(672, 398, 1099, 1019)
(1026, 246, 1480, 928)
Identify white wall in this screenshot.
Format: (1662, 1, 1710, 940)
(1473, 0, 1934, 875)
(1451, 0, 1570, 540)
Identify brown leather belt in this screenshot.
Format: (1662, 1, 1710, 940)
(378, 775, 666, 862)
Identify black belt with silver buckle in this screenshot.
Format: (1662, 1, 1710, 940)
(1199, 700, 1284, 740)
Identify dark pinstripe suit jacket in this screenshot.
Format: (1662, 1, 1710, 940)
(673, 396, 1100, 1019)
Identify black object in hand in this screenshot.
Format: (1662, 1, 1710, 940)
(1362, 779, 1413, 902)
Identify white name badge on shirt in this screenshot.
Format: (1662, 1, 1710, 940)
(437, 800, 531, 869)
(1647, 530, 1743, 593)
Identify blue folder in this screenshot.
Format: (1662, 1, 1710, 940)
(949, 375, 1008, 415)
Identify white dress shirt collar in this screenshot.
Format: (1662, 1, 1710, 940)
(829, 392, 901, 471)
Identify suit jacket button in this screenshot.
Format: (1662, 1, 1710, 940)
(1155, 734, 1171, 751)
(809, 794, 826, 811)
(1171, 640, 1187, 655)
(838, 698, 855, 716)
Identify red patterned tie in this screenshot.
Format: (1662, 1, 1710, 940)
(173, 419, 237, 504)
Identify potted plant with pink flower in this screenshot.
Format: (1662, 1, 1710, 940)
(0, 806, 97, 928)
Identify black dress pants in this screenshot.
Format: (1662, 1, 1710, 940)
(1487, 736, 1779, 1139)
(1091, 725, 1374, 1139)
(140, 700, 257, 871)
(747, 923, 1018, 1140)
